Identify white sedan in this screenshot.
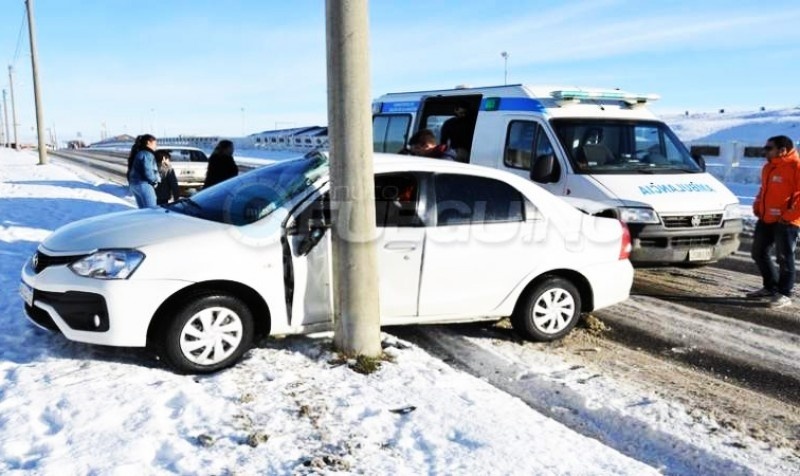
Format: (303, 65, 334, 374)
(20, 152, 633, 373)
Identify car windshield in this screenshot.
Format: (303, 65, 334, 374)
(551, 119, 701, 174)
(165, 152, 329, 225)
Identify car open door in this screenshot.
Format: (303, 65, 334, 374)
(285, 193, 334, 328)
(284, 173, 427, 327)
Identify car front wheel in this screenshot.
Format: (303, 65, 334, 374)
(160, 293, 254, 373)
(512, 277, 581, 341)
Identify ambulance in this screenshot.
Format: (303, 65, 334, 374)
(371, 84, 743, 265)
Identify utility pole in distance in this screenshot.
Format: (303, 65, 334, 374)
(501, 51, 509, 85)
(1, 90, 9, 147)
(8, 67, 19, 148)
(26, 0, 48, 163)
(325, 0, 382, 357)
(0, 91, 5, 147)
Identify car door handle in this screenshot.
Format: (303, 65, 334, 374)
(384, 241, 418, 251)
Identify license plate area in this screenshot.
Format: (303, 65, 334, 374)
(688, 248, 713, 261)
(19, 281, 34, 307)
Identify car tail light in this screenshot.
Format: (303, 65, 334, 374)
(619, 220, 632, 260)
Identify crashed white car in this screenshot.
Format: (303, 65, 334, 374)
(20, 152, 633, 373)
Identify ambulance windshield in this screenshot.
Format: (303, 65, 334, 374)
(551, 119, 702, 174)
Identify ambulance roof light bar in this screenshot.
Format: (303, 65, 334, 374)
(551, 90, 660, 108)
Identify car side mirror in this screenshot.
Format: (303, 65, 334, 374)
(691, 153, 706, 172)
(531, 154, 558, 183)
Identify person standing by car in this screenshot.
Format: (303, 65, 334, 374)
(127, 134, 160, 208)
(155, 150, 180, 205)
(203, 139, 238, 188)
(748, 135, 800, 308)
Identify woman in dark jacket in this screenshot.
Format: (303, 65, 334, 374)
(203, 139, 238, 188)
(154, 150, 180, 205)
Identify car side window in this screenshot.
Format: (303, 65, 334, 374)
(375, 174, 422, 227)
(434, 174, 525, 226)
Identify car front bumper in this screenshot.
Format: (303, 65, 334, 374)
(21, 261, 191, 347)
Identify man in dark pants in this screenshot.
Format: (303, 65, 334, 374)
(748, 135, 800, 308)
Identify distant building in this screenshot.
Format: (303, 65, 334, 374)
(250, 126, 329, 151)
(88, 127, 331, 152)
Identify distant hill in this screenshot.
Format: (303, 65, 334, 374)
(663, 107, 800, 144)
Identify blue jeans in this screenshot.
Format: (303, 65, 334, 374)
(129, 181, 158, 208)
(750, 220, 799, 296)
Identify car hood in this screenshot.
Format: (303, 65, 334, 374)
(41, 208, 224, 253)
(590, 173, 739, 213)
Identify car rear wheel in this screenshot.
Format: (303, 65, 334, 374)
(159, 293, 254, 374)
(512, 277, 581, 341)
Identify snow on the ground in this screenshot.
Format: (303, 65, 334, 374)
(425, 327, 799, 475)
(0, 148, 659, 475)
(664, 107, 800, 143)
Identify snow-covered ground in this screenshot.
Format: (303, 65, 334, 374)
(0, 105, 795, 475)
(664, 107, 800, 144)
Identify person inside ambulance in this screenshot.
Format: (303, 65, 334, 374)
(577, 127, 615, 167)
(440, 102, 475, 163)
(401, 129, 456, 160)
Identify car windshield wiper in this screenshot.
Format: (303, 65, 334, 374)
(182, 198, 202, 210)
(169, 197, 202, 214)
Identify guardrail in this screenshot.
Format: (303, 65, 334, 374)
(52, 149, 278, 185)
(52, 149, 128, 181)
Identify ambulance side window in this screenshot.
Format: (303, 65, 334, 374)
(505, 121, 555, 170)
(504, 121, 535, 170)
(373, 114, 411, 153)
(534, 125, 556, 162)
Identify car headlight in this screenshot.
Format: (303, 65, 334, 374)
(618, 207, 660, 224)
(69, 250, 145, 279)
(723, 203, 742, 220)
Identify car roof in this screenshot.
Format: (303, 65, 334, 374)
(157, 146, 206, 152)
(372, 152, 529, 187)
(369, 152, 582, 217)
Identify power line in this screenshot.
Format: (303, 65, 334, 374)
(11, 11, 28, 65)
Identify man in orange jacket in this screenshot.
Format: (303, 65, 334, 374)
(748, 135, 800, 307)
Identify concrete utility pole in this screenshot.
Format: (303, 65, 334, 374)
(3, 90, 10, 146)
(8, 67, 19, 148)
(325, 0, 382, 357)
(26, 0, 48, 163)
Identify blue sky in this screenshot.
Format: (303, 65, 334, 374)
(1, 0, 799, 144)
